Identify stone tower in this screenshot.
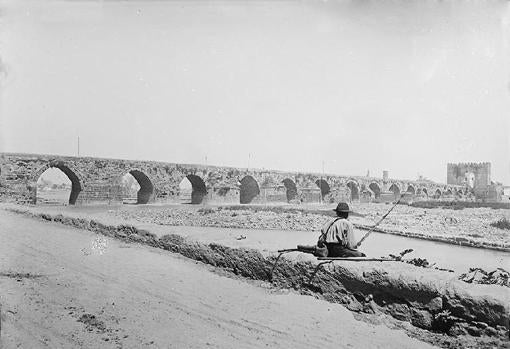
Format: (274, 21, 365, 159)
(447, 162, 492, 199)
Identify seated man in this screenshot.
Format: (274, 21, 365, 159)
(317, 202, 365, 257)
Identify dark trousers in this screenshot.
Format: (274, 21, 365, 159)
(325, 243, 365, 257)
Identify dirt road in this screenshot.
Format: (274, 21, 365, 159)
(0, 210, 435, 348)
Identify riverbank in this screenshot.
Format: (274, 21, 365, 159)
(2, 210, 442, 349)
(3, 204, 508, 348)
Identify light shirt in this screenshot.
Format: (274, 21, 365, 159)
(319, 218, 357, 249)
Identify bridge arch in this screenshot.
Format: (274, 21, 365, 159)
(282, 178, 298, 202)
(315, 179, 330, 199)
(433, 188, 442, 199)
(346, 180, 359, 202)
(32, 161, 82, 205)
(127, 170, 154, 204)
(240, 175, 260, 204)
(406, 184, 416, 195)
(180, 174, 208, 204)
(368, 182, 381, 199)
(417, 187, 428, 198)
(388, 183, 400, 200)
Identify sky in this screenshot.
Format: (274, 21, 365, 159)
(1, 0, 509, 185)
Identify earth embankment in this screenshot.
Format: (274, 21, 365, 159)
(1, 210, 442, 349)
(4, 204, 508, 347)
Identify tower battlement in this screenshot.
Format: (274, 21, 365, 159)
(447, 162, 491, 188)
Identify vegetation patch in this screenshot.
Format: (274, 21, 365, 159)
(490, 217, 510, 230)
(459, 268, 509, 288)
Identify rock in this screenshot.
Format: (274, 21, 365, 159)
(411, 309, 433, 329)
(448, 323, 468, 336)
(483, 326, 498, 337)
(341, 295, 363, 312)
(495, 324, 509, 338)
(444, 287, 509, 330)
(387, 303, 412, 322)
(466, 325, 482, 337)
(472, 321, 488, 329)
(446, 303, 468, 318)
(464, 314, 477, 322)
(426, 296, 443, 313)
(362, 300, 378, 314)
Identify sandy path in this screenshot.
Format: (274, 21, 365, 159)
(0, 211, 436, 348)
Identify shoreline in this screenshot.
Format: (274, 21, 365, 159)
(354, 224, 510, 252)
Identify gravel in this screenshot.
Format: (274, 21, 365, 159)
(109, 203, 510, 250)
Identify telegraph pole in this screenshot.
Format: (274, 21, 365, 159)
(320, 160, 325, 204)
(77, 136, 80, 156)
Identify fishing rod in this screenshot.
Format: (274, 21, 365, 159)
(275, 191, 408, 259)
(354, 192, 408, 249)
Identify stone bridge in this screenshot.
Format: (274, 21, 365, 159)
(0, 153, 467, 205)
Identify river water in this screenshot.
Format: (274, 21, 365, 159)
(167, 224, 509, 273)
(349, 229, 509, 272)
(33, 202, 510, 272)
(9, 200, 510, 272)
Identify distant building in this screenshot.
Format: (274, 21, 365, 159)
(447, 162, 503, 202)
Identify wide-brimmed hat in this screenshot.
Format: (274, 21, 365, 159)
(333, 202, 351, 213)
